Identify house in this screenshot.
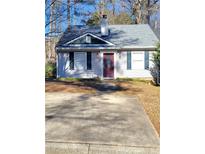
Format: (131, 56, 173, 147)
(56, 15, 159, 79)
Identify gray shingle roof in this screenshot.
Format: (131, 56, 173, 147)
(56, 24, 159, 49)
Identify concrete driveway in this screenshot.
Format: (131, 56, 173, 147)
(46, 92, 159, 154)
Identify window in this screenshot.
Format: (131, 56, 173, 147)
(127, 52, 131, 70)
(132, 52, 144, 70)
(69, 52, 74, 70)
(87, 52, 92, 70)
(85, 36, 91, 43)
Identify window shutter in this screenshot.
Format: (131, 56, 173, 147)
(69, 52, 74, 70)
(87, 52, 92, 70)
(144, 51, 149, 70)
(127, 52, 131, 70)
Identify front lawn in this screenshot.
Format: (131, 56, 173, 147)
(45, 78, 160, 135)
(113, 79, 160, 136)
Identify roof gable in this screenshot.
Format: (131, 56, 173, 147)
(64, 33, 114, 47)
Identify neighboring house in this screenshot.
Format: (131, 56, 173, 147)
(56, 15, 159, 79)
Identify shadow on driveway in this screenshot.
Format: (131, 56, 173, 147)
(45, 78, 128, 92)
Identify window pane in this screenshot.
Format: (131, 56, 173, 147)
(69, 52, 74, 70)
(127, 52, 131, 70)
(87, 52, 92, 70)
(132, 52, 144, 70)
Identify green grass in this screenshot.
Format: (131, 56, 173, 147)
(57, 77, 154, 85)
(58, 77, 81, 82)
(58, 77, 101, 82)
(116, 77, 151, 83)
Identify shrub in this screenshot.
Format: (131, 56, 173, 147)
(151, 43, 160, 86)
(45, 62, 56, 78)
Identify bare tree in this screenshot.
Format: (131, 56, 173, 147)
(147, 0, 159, 24)
(99, 0, 106, 17)
(45, 0, 95, 62)
(45, 0, 68, 36)
(110, 0, 115, 16)
(67, 0, 71, 29)
(120, 0, 159, 24)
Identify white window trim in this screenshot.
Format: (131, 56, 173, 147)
(130, 51, 145, 70)
(74, 52, 86, 71)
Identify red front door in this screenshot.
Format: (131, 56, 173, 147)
(103, 53, 114, 78)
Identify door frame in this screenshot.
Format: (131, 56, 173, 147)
(100, 51, 116, 79)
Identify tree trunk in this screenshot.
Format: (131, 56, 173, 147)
(135, 11, 142, 24)
(111, 0, 115, 16)
(58, 0, 62, 33)
(99, 0, 105, 17)
(73, 0, 76, 27)
(53, 2, 56, 34)
(67, 0, 71, 30)
(50, 0, 55, 35)
(146, 0, 151, 24)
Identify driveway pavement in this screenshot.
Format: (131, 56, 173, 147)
(46, 92, 159, 154)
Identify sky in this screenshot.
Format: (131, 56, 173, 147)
(45, 0, 160, 36)
(45, 0, 96, 35)
(45, 0, 129, 35)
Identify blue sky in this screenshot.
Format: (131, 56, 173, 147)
(45, 0, 96, 34)
(45, 0, 128, 34)
(45, 0, 160, 35)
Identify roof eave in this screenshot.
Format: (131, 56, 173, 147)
(56, 46, 157, 52)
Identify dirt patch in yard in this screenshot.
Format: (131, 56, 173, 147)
(45, 78, 160, 135)
(45, 79, 96, 93)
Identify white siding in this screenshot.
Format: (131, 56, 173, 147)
(116, 51, 154, 78)
(74, 52, 86, 70)
(57, 51, 155, 79)
(57, 53, 70, 77)
(57, 52, 101, 78)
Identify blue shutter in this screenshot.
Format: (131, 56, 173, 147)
(144, 51, 149, 70)
(69, 52, 74, 70)
(127, 52, 131, 70)
(87, 52, 92, 70)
